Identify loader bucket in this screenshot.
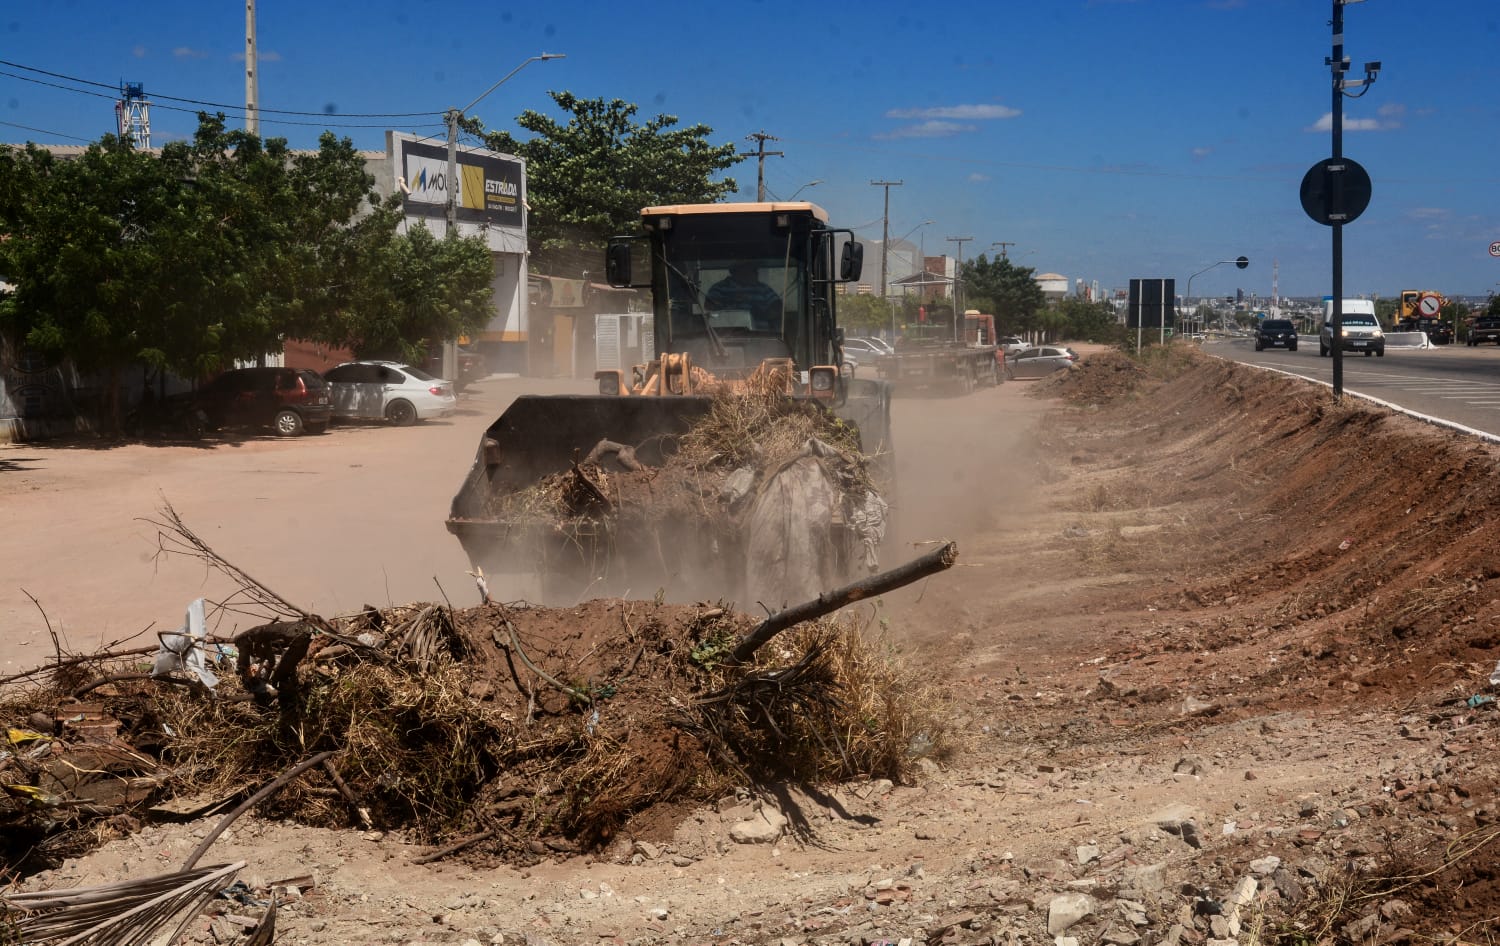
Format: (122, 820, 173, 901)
(446, 394, 721, 600)
(445, 389, 892, 605)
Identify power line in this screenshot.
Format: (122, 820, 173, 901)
(0, 58, 438, 119)
(0, 69, 443, 134)
(0, 119, 92, 143)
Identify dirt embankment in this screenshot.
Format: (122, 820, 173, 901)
(6, 347, 1500, 945)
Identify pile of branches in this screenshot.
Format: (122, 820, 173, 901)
(0, 505, 951, 879)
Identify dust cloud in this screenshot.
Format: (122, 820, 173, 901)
(886, 384, 1053, 554)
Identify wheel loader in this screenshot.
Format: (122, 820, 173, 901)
(446, 201, 894, 605)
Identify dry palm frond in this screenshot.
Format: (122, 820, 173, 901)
(2, 860, 245, 946)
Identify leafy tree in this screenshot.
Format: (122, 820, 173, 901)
(483, 92, 741, 276)
(1374, 297, 1399, 327)
(0, 136, 185, 422)
(837, 294, 895, 334)
(960, 254, 1045, 335)
(0, 114, 475, 429)
(340, 222, 494, 363)
(1054, 298, 1125, 343)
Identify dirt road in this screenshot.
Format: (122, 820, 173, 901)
(0, 378, 590, 672)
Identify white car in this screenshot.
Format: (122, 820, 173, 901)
(841, 336, 896, 362)
(323, 361, 458, 426)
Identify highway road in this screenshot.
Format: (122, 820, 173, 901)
(1210, 335, 1500, 439)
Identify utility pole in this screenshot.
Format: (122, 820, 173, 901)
(244, 0, 259, 137)
(947, 236, 973, 343)
(871, 180, 903, 338)
(990, 241, 1015, 260)
(742, 131, 784, 201)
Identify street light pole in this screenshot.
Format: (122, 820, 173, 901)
(947, 236, 972, 343)
(446, 52, 565, 238)
(1184, 257, 1249, 337)
(787, 179, 823, 201)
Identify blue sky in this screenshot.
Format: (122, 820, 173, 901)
(3, 1, 1497, 301)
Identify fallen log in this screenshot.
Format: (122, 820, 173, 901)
(730, 541, 958, 663)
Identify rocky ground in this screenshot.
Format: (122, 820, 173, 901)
(7, 347, 1500, 945)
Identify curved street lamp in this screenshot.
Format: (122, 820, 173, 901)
(787, 179, 824, 200)
(445, 52, 566, 237)
(1184, 256, 1249, 335)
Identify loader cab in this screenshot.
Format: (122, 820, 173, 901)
(607, 203, 861, 378)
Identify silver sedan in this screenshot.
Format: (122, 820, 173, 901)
(1010, 345, 1079, 379)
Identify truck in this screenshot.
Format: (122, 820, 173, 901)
(1393, 289, 1452, 344)
(446, 201, 895, 605)
(874, 307, 1003, 394)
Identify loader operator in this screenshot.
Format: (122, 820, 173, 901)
(706, 261, 781, 332)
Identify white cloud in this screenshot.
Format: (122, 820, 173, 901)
(886, 104, 1020, 120)
(1191, 146, 1212, 159)
(1378, 102, 1406, 118)
(1305, 112, 1394, 132)
(873, 120, 974, 140)
(132, 45, 147, 58)
(968, 172, 991, 182)
(232, 50, 282, 63)
(173, 47, 209, 59)
(1408, 207, 1450, 220)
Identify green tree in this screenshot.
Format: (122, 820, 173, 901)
(0, 136, 186, 423)
(836, 294, 897, 334)
(484, 92, 741, 276)
(961, 255, 1045, 335)
(1054, 298, 1124, 343)
(0, 115, 426, 429)
(340, 222, 494, 363)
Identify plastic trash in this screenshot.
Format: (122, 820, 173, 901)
(151, 597, 220, 691)
(1490, 660, 1500, 688)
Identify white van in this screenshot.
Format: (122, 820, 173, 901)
(1320, 298, 1383, 357)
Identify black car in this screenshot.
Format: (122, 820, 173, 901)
(184, 367, 332, 437)
(1255, 319, 1298, 351)
(1468, 316, 1500, 347)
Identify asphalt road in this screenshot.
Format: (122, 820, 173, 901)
(1210, 335, 1500, 438)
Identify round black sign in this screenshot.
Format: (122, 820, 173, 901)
(1300, 157, 1373, 226)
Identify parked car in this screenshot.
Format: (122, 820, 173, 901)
(323, 361, 457, 426)
(997, 336, 1031, 357)
(1010, 346, 1079, 379)
(842, 336, 895, 360)
(1468, 316, 1500, 347)
(183, 367, 332, 438)
(1255, 319, 1298, 352)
